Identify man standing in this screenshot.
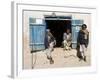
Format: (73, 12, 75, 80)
(77, 24, 89, 62)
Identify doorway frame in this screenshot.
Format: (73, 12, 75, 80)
(45, 15, 72, 47)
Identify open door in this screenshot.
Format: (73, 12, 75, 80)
(72, 20, 84, 48)
(29, 18, 46, 52)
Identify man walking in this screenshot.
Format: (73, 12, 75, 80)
(45, 29, 56, 64)
(77, 24, 89, 62)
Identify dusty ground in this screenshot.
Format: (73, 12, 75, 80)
(30, 48, 91, 69)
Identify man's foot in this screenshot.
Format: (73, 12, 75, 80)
(79, 56, 83, 61)
(79, 58, 82, 61)
(52, 48, 54, 51)
(84, 56, 86, 62)
(79, 57, 83, 61)
(47, 56, 50, 60)
(50, 59, 54, 64)
(48, 57, 54, 64)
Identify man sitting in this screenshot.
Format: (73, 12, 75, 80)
(63, 29, 72, 50)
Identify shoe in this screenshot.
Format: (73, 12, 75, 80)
(84, 56, 86, 62)
(79, 58, 82, 61)
(47, 56, 51, 60)
(52, 48, 54, 51)
(49, 57, 54, 64)
(79, 56, 83, 61)
(50, 59, 54, 64)
(79, 57, 83, 61)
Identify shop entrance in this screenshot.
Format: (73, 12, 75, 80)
(45, 19, 71, 47)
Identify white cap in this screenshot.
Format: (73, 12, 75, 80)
(46, 29, 50, 32)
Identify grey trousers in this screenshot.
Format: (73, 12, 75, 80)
(80, 44, 87, 57)
(46, 42, 54, 58)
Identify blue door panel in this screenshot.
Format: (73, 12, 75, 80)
(29, 18, 46, 51)
(72, 20, 83, 48)
(72, 26, 77, 43)
(30, 25, 46, 51)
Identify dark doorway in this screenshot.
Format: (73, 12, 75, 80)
(45, 20, 71, 47)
